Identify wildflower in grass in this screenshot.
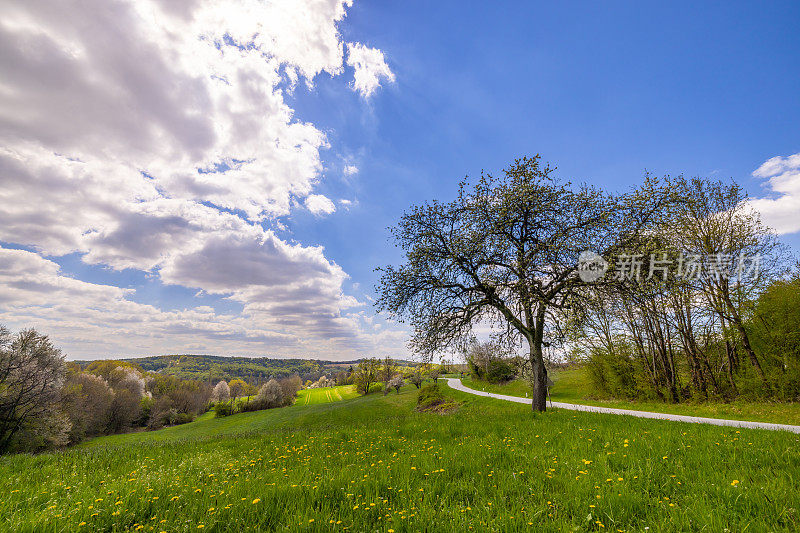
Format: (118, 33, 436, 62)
(731, 479, 740, 486)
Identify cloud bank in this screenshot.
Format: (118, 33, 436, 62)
(0, 0, 401, 359)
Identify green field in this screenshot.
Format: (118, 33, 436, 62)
(296, 385, 358, 406)
(461, 369, 800, 426)
(2, 382, 799, 531)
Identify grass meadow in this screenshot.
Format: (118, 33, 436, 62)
(462, 369, 800, 426)
(1, 382, 799, 531)
(297, 385, 359, 405)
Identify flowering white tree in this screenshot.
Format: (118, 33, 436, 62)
(388, 375, 405, 394)
(210, 380, 230, 403)
(0, 326, 68, 453)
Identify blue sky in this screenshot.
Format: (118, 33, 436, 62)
(1, 0, 798, 359)
(286, 1, 800, 296)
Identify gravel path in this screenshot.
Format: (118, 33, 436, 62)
(445, 378, 800, 434)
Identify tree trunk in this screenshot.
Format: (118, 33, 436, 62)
(530, 342, 548, 412)
(528, 310, 548, 412)
(733, 319, 768, 386)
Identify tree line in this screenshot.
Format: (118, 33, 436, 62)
(350, 356, 452, 395)
(0, 327, 305, 454)
(574, 177, 797, 402)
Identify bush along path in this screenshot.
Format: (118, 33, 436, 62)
(446, 378, 800, 434)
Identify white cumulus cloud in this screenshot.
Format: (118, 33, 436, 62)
(305, 194, 337, 216)
(346, 42, 395, 98)
(749, 153, 800, 235)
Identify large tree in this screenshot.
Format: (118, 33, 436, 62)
(377, 156, 665, 410)
(0, 327, 67, 453)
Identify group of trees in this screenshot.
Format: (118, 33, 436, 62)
(377, 155, 797, 410)
(574, 177, 796, 402)
(351, 357, 443, 395)
(237, 376, 302, 414)
(0, 327, 308, 454)
(0, 327, 215, 453)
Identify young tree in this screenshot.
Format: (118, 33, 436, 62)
(381, 355, 397, 384)
(408, 366, 424, 389)
(353, 358, 379, 395)
(229, 379, 246, 404)
(388, 375, 405, 393)
(377, 156, 666, 411)
(0, 327, 68, 453)
(669, 177, 787, 389)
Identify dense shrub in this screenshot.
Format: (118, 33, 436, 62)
(416, 384, 458, 413)
(585, 343, 642, 400)
(416, 384, 444, 409)
(486, 360, 515, 384)
(214, 402, 234, 417)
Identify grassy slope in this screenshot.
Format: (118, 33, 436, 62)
(461, 368, 800, 426)
(2, 383, 799, 532)
(297, 385, 358, 405)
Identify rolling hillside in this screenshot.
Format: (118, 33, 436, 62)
(2, 382, 799, 531)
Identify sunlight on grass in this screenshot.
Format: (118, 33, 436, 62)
(2, 383, 799, 531)
(297, 385, 358, 406)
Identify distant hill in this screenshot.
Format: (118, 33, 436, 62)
(73, 354, 418, 384)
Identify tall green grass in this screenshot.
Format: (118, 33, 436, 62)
(1, 383, 798, 531)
